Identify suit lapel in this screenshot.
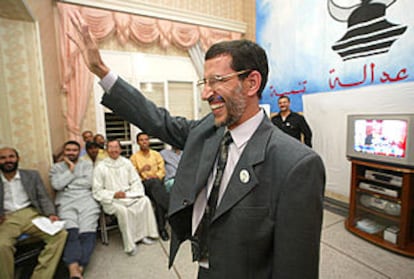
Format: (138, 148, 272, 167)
(19, 170, 34, 201)
(192, 127, 225, 197)
(212, 118, 273, 222)
(20, 171, 30, 192)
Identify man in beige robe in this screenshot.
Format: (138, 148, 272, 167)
(93, 139, 158, 255)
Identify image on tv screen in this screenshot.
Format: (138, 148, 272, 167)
(354, 119, 407, 158)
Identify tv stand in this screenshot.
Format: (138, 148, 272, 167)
(346, 159, 414, 257)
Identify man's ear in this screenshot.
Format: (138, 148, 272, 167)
(245, 70, 262, 97)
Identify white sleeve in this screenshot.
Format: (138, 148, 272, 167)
(98, 71, 118, 92)
(93, 164, 116, 204)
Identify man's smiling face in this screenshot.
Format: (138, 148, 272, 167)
(0, 148, 19, 173)
(201, 54, 248, 130)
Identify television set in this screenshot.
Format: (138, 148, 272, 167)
(346, 114, 414, 168)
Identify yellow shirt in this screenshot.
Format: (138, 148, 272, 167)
(98, 149, 108, 160)
(80, 149, 108, 166)
(130, 149, 165, 180)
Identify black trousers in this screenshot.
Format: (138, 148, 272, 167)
(197, 266, 209, 279)
(143, 178, 170, 231)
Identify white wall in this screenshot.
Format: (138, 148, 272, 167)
(303, 82, 414, 199)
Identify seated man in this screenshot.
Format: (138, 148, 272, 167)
(93, 134, 106, 149)
(93, 134, 108, 159)
(79, 130, 94, 157)
(93, 139, 159, 255)
(160, 146, 182, 193)
(81, 141, 107, 166)
(50, 141, 100, 279)
(130, 132, 170, 241)
(0, 147, 67, 279)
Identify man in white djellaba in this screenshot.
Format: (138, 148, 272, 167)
(93, 139, 159, 255)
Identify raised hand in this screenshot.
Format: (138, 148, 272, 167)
(67, 10, 109, 78)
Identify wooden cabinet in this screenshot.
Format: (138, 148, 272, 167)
(345, 159, 414, 257)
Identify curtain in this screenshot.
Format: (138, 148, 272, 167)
(57, 2, 242, 142)
(188, 41, 205, 79)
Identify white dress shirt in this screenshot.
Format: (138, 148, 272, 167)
(99, 71, 118, 91)
(1, 171, 31, 212)
(192, 110, 265, 236)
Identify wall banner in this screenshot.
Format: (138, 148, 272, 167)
(257, 0, 414, 112)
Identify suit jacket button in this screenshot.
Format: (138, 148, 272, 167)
(182, 200, 189, 206)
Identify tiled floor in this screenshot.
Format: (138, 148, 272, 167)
(83, 209, 414, 279)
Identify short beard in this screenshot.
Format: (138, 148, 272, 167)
(0, 161, 19, 173)
(214, 84, 246, 128)
(66, 155, 79, 163)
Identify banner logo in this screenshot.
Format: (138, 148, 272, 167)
(329, 0, 407, 61)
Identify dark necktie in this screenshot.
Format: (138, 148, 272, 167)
(206, 131, 233, 218)
(193, 131, 233, 261)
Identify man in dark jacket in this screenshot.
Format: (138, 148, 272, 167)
(70, 13, 325, 278)
(271, 95, 313, 147)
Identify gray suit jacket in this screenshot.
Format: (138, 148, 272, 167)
(103, 78, 326, 279)
(0, 169, 56, 217)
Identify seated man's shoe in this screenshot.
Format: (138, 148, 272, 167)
(127, 246, 137, 256)
(141, 237, 155, 245)
(160, 229, 169, 241)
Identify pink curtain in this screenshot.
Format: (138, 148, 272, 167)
(57, 3, 242, 142)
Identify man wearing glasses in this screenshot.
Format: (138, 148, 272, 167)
(70, 12, 325, 279)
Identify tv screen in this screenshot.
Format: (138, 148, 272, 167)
(353, 119, 407, 158)
(347, 114, 414, 167)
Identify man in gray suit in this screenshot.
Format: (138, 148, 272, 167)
(0, 147, 67, 279)
(71, 13, 325, 279)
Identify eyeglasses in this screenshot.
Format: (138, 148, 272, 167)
(197, 69, 251, 89)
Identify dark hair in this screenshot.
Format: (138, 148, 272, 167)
(81, 130, 93, 136)
(278, 95, 290, 102)
(85, 141, 100, 149)
(93, 133, 105, 140)
(64, 140, 81, 149)
(136, 132, 148, 141)
(205, 39, 269, 98)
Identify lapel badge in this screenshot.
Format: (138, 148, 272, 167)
(239, 169, 250, 184)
